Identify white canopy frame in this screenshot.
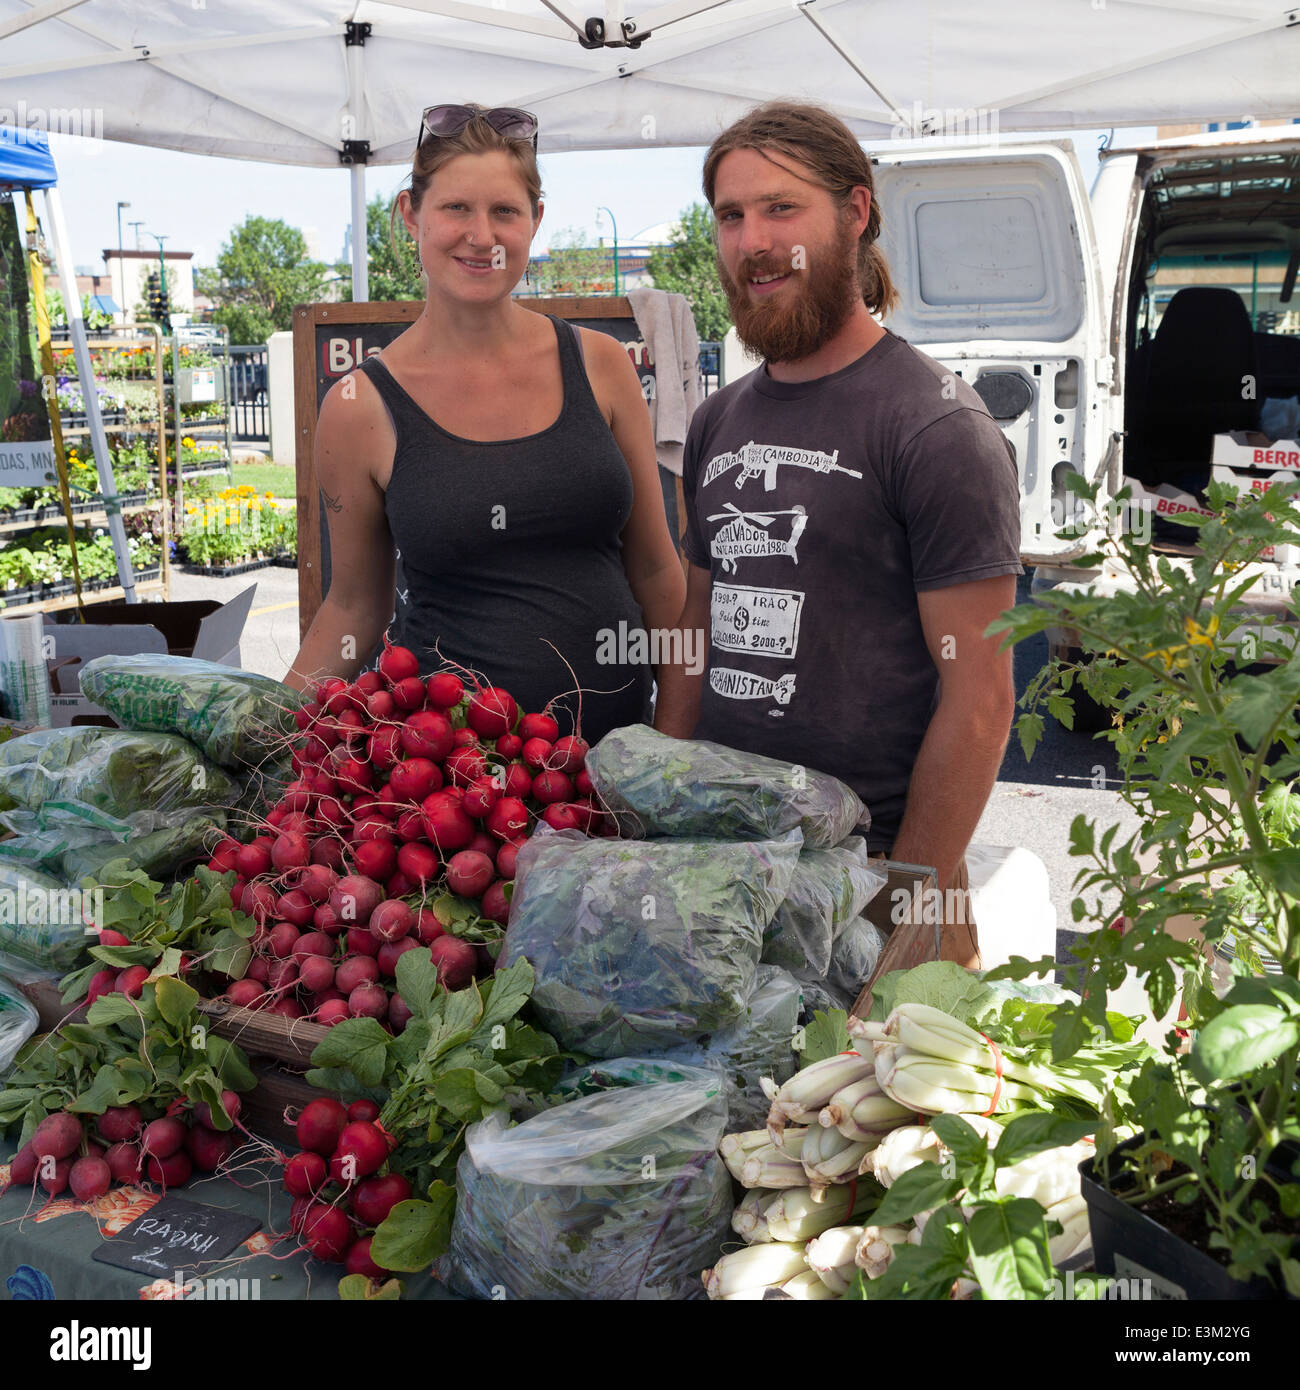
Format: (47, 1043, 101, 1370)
(0, 0, 1295, 299)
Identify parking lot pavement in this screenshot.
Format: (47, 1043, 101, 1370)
(163, 560, 301, 686)
(973, 573, 1138, 972)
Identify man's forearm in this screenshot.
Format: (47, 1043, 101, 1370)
(889, 696, 1011, 890)
(653, 658, 703, 737)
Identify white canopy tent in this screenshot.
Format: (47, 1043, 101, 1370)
(1, 0, 1298, 299)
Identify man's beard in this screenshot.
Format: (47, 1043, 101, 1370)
(719, 217, 861, 364)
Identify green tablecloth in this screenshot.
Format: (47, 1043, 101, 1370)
(0, 1140, 450, 1301)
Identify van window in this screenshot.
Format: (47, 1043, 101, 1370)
(879, 154, 1088, 343)
(915, 196, 1048, 305)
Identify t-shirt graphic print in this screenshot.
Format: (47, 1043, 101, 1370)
(681, 330, 1023, 851)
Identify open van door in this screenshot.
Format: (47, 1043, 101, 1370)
(873, 141, 1115, 564)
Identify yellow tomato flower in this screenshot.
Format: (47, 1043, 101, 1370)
(1183, 615, 1219, 648)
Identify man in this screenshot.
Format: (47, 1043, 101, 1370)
(654, 102, 1022, 969)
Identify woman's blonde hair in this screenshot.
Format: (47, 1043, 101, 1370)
(702, 101, 899, 317)
(389, 103, 543, 257)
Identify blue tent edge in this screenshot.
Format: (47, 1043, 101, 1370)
(0, 124, 57, 190)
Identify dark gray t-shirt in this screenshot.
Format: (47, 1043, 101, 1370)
(682, 328, 1023, 852)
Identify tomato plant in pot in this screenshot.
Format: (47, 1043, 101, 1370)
(989, 474, 1300, 1298)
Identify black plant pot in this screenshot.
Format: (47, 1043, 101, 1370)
(1079, 1132, 1294, 1300)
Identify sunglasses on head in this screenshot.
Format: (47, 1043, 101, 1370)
(418, 105, 539, 151)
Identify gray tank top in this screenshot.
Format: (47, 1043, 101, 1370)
(358, 315, 651, 744)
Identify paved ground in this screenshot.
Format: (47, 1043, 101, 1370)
(174, 550, 1134, 964)
(165, 554, 302, 686)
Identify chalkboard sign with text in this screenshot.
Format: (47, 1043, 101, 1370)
(291, 298, 650, 643)
(92, 1194, 261, 1280)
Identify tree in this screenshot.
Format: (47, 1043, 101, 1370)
(202, 216, 332, 345)
(336, 194, 424, 303)
(645, 203, 731, 342)
(532, 227, 615, 296)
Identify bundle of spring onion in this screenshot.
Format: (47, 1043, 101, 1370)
(860, 1002, 1124, 1117)
(754, 1050, 913, 1200)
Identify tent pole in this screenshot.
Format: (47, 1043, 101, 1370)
(346, 29, 369, 303)
(42, 185, 137, 603)
(350, 162, 368, 303)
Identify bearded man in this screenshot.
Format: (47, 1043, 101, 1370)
(654, 102, 1023, 970)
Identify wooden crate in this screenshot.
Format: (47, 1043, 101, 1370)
(196, 998, 328, 1066)
(241, 1060, 321, 1149)
(19, 980, 329, 1067)
(850, 860, 940, 1021)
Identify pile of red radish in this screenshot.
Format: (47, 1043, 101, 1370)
(282, 1096, 405, 1276)
(7, 1092, 244, 1201)
(203, 643, 609, 1027)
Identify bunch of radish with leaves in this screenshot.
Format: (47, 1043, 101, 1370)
(267, 950, 565, 1288)
(58, 861, 258, 1009)
(1, 968, 256, 1200)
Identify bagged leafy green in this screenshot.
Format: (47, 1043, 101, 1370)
(656, 965, 803, 1129)
(503, 827, 801, 1058)
(0, 800, 225, 883)
(78, 654, 302, 770)
(763, 836, 887, 975)
(827, 912, 888, 1006)
(0, 972, 39, 1078)
(0, 860, 93, 982)
(0, 727, 238, 817)
(586, 723, 867, 848)
(444, 1057, 732, 1300)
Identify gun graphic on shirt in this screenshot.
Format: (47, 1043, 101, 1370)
(735, 441, 863, 491)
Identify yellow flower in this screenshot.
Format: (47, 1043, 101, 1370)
(1143, 644, 1191, 670)
(1183, 615, 1218, 648)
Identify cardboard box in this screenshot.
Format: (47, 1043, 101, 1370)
(41, 585, 258, 728)
(1212, 431, 1300, 471)
(1131, 471, 1300, 567)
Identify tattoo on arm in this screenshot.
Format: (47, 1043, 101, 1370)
(322, 488, 343, 513)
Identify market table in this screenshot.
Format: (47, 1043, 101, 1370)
(0, 1140, 453, 1301)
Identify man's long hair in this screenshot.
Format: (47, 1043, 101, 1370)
(703, 102, 900, 318)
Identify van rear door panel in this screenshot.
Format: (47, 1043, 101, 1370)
(874, 142, 1112, 564)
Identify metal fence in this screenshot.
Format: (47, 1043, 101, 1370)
(228, 345, 269, 441)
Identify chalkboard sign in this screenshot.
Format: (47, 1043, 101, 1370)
(291, 298, 651, 642)
(92, 1194, 261, 1279)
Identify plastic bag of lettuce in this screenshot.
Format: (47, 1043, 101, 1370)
(77, 654, 302, 771)
(502, 827, 801, 1058)
(0, 727, 238, 816)
(444, 1058, 732, 1300)
(585, 724, 866, 848)
(0, 800, 226, 883)
(762, 836, 887, 976)
(0, 860, 91, 981)
(655, 965, 803, 1129)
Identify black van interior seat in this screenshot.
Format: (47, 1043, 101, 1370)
(1255, 331, 1300, 402)
(1126, 287, 1259, 490)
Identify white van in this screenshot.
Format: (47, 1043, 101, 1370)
(872, 126, 1300, 719)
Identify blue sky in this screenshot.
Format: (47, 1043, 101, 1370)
(45, 125, 1141, 275)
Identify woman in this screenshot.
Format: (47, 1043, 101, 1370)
(285, 104, 685, 746)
